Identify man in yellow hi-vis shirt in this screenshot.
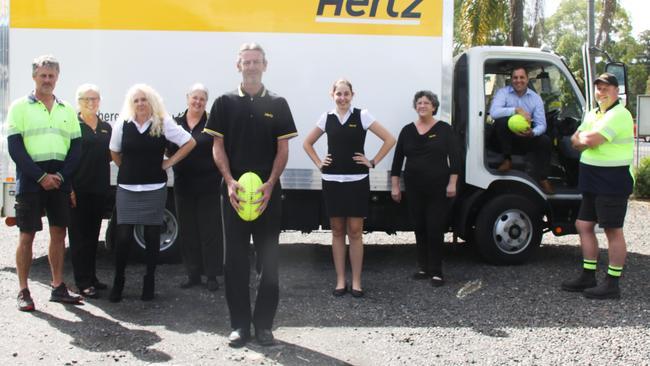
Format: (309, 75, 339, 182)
(7, 55, 83, 311)
(561, 73, 634, 300)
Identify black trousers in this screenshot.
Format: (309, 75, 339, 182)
(405, 183, 449, 277)
(69, 192, 107, 289)
(114, 223, 160, 277)
(222, 183, 281, 331)
(494, 117, 552, 180)
(174, 192, 223, 278)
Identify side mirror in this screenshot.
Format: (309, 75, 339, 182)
(606, 62, 628, 106)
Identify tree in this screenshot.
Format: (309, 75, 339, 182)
(509, 0, 525, 46)
(456, 0, 509, 48)
(455, 0, 546, 50)
(543, 0, 645, 115)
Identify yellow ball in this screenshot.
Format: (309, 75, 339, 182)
(237, 172, 263, 221)
(508, 114, 530, 133)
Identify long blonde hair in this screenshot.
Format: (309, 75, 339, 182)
(118, 84, 168, 137)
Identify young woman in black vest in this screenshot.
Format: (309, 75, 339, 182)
(390, 90, 460, 286)
(108, 84, 196, 302)
(303, 79, 395, 297)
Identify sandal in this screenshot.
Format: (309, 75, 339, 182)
(81, 286, 99, 299)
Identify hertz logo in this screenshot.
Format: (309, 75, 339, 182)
(316, 0, 423, 25)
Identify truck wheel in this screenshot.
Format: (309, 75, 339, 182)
(133, 206, 181, 264)
(474, 194, 542, 264)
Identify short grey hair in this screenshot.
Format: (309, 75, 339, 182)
(75, 83, 101, 109)
(238, 42, 267, 64)
(32, 54, 60, 76)
(412, 90, 440, 115)
(187, 82, 209, 99)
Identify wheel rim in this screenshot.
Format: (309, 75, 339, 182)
(491, 209, 532, 254)
(133, 208, 178, 252)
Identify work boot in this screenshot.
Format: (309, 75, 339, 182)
(583, 275, 620, 300)
(109, 275, 125, 303)
(497, 159, 512, 172)
(560, 270, 597, 292)
(141, 274, 155, 301)
(539, 179, 555, 195)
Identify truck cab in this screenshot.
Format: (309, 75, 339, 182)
(449, 46, 626, 264)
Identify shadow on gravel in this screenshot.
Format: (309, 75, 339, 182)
(12, 240, 650, 358)
(31, 305, 171, 363)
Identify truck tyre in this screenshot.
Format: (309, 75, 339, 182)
(133, 198, 180, 264)
(474, 194, 542, 264)
(105, 197, 181, 264)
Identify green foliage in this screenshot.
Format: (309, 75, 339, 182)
(634, 157, 650, 199)
(455, 0, 509, 50)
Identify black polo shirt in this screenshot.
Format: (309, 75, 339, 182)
(168, 110, 222, 195)
(72, 115, 112, 194)
(204, 85, 297, 182)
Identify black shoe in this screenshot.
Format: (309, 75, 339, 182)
(79, 286, 99, 299)
(141, 274, 155, 301)
(332, 285, 347, 297)
(17, 288, 35, 312)
(206, 277, 219, 292)
(109, 276, 125, 303)
(583, 276, 620, 300)
(228, 328, 250, 348)
(412, 270, 429, 280)
(561, 271, 597, 292)
(351, 288, 364, 298)
(179, 276, 201, 289)
(255, 329, 275, 346)
(50, 283, 83, 304)
(92, 280, 108, 290)
(431, 276, 444, 287)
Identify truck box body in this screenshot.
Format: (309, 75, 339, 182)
(3, 0, 605, 263)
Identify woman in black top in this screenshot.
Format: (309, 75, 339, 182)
(390, 90, 460, 286)
(109, 84, 195, 302)
(69, 84, 112, 298)
(304, 79, 395, 297)
(168, 83, 223, 291)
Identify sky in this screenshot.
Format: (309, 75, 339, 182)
(544, 0, 649, 37)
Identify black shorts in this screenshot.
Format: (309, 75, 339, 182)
(322, 177, 369, 218)
(577, 192, 628, 228)
(15, 190, 71, 232)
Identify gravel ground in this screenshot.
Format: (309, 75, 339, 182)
(0, 200, 648, 365)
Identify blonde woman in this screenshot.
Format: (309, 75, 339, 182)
(68, 84, 112, 298)
(108, 84, 196, 302)
(303, 79, 395, 298)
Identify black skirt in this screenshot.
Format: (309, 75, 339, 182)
(322, 177, 369, 218)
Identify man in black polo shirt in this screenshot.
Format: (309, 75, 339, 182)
(204, 43, 297, 347)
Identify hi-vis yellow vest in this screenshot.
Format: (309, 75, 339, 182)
(578, 103, 634, 168)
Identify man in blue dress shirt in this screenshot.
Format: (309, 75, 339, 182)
(489, 66, 554, 194)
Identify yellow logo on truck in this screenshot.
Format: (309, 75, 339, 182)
(12, 0, 442, 37)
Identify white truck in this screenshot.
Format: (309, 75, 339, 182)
(0, 0, 628, 263)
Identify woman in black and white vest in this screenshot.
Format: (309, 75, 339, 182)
(108, 84, 196, 302)
(303, 79, 395, 298)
